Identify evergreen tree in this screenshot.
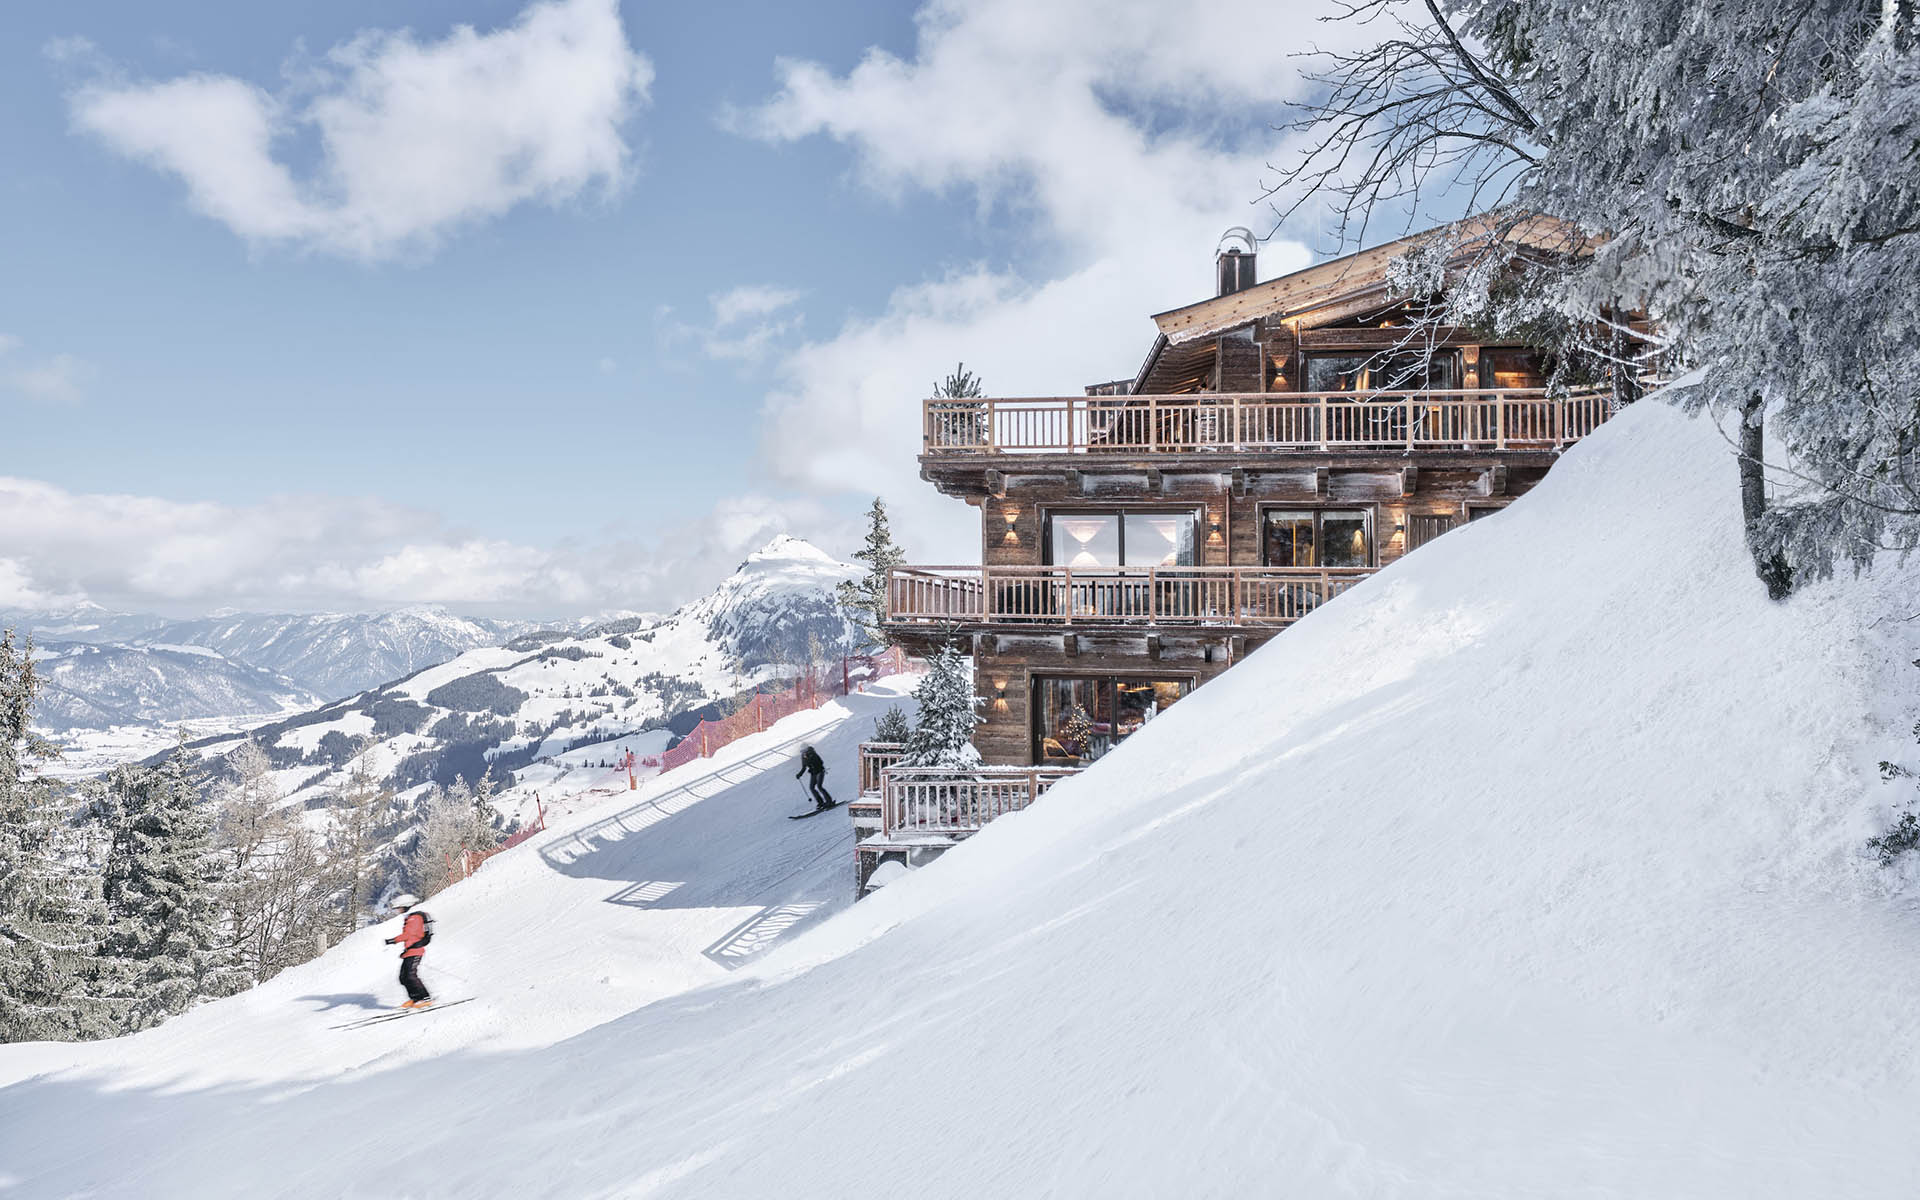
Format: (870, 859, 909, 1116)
(1275, 0, 1920, 594)
(930, 361, 988, 450)
(101, 742, 244, 1030)
(873, 705, 912, 744)
(837, 497, 907, 648)
(0, 631, 115, 1042)
(904, 641, 982, 770)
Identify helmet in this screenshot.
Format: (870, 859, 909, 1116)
(390, 894, 420, 911)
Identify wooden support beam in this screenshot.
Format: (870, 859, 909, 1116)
(1399, 465, 1418, 498)
(1145, 633, 1161, 661)
(1482, 463, 1509, 496)
(1231, 467, 1248, 498)
(1064, 469, 1084, 493)
(1314, 466, 1329, 499)
(985, 469, 1006, 499)
(1062, 632, 1079, 657)
(1229, 635, 1247, 663)
(1145, 467, 1162, 493)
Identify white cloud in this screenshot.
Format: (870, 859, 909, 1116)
(62, 0, 653, 261)
(711, 284, 805, 327)
(660, 283, 807, 366)
(0, 477, 851, 619)
(741, 0, 1360, 558)
(0, 335, 93, 404)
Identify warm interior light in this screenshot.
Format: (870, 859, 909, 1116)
(1003, 507, 1019, 525)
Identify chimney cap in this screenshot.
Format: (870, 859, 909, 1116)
(1216, 226, 1258, 258)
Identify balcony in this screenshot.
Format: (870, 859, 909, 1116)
(922, 387, 1611, 457)
(885, 565, 1375, 631)
(880, 765, 1083, 838)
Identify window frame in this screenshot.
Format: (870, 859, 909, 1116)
(1040, 505, 1205, 569)
(1256, 504, 1378, 569)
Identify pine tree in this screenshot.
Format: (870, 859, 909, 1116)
(837, 497, 907, 649)
(873, 705, 911, 744)
(101, 742, 244, 1031)
(904, 641, 982, 770)
(1276, 0, 1920, 593)
(0, 631, 116, 1042)
(930, 361, 988, 450)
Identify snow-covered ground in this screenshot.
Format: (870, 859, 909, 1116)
(6, 404, 1920, 1196)
(0, 685, 901, 1097)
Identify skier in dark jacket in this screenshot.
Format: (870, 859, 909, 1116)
(795, 744, 833, 810)
(383, 894, 433, 1009)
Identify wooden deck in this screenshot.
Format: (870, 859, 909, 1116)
(879, 765, 1082, 838)
(922, 387, 1610, 456)
(886, 564, 1374, 629)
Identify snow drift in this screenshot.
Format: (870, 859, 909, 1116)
(5, 403, 1920, 1197)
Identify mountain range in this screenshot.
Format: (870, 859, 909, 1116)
(187, 536, 862, 810)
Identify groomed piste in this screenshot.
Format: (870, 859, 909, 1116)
(5, 401, 1920, 1197)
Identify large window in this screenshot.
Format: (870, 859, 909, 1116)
(1262, 509, 1373, 568)
(1301, 350, 1462, 393)
(1034, 675, 1190, 765)
(1047, 511, 1197, 568)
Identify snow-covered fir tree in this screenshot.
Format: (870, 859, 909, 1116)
(101, 743, 244, 1031)
(873, 705, 911, 744)
(0, 631, 115, 1042)
(412, 772, 506, 898)
(1276, 0, 1920, 594)
(904, 641, 982, 770)
(836, 497, 906, 648)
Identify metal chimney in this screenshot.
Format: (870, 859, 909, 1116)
(1215, 227, 1258, 297)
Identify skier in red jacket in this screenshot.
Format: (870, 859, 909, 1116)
(383, 894, 434, 1009)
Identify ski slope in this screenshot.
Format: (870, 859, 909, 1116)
(7, 402, 1920, 1197)
(0, 686, 906, 1095)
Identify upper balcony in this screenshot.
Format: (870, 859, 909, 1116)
(921, 387, 1612, 473)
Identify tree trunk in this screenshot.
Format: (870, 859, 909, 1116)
(1739, 393, 1793, 600)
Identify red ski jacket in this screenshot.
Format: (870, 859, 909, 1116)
(393, 912, 427, 958)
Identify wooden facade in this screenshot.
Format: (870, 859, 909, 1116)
(881, 220, 1634, 771)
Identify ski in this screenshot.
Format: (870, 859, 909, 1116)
(329, 997, 475, 1030)
(789, 801, 842, 820)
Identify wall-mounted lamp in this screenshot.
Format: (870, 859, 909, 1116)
(1002, 506, 1020, 543)
(992, 677, 1009, 712)
(1207, 516, 1224, 546)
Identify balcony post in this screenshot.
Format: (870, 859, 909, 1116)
(1148, 396, 1159, 453)
(1495, 396, 1506, 450)
(1318, 393, 1329, 451)
(1405, 394, 1415, 450)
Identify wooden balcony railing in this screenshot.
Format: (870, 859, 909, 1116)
(881, 765, 1083, 837)
(885, 565, 1375, 628)
(859, 742, 907, 798)
(922, 388, 1611, 455)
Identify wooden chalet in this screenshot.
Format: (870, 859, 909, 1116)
(854, 217, 1640, 895)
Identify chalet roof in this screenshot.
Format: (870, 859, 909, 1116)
(1150, 213, 1587, 346)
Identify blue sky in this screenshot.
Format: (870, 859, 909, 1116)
(0, 0, 1363, 618)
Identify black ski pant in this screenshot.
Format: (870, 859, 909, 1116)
(805, 771, 833, 807)
(399, 954, 431, 1003)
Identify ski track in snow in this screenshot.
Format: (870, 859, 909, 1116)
(6, 406, 1920, 1196)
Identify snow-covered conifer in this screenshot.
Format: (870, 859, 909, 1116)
(904, 642, 982, 770)
(0, 631, 115, 1042)
(1277, 0, 1920, 592)
(873, 705, 911, 744)
(102, 743, 244, 1030)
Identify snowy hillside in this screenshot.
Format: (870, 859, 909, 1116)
(27, 640, 320, 733)
(194, 536, 862, 819)
(6, 405, 1920, 1196)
